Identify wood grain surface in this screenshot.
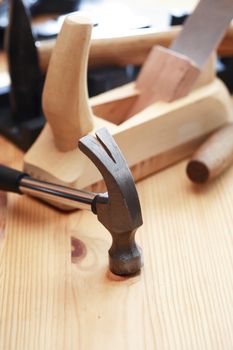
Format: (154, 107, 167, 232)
(0, 0, 233, 347)
(0, 135, 233, 349)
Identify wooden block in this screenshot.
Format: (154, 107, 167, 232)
(128, 46, 200, 117)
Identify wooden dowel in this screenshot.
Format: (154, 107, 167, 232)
(186, 124, 233, 183)
(1, 22, 233, 87)
(37, 24, 233, 72)
(1, 24, 233, 80)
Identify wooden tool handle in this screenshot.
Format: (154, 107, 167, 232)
(186, 124, 233, 183)
(42, 14, 94, 152)
(37, 24, 233, 72)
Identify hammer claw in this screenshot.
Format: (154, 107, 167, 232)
(95, 128, 125, 165)
(78, 132, 115, 173)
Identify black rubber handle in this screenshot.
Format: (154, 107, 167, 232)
(0, 164, 28, 194)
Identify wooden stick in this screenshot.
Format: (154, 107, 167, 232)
(1, 23, 233, 84)
(37, 24, 233, 72)
(186, 124, 233, 183)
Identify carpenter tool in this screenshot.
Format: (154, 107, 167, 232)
(128, 0, 233, 117)
(24, 12, 233, 198)
(186, 124, 233, 183)
(36, 23, 233, 73)
(0, 127, 143, 276)
(2, 24, 233, 81)
(0, 0, 44, 150)
(1, 7, 233, 72)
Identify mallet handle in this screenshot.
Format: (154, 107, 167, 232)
(37, 24, 233, 72)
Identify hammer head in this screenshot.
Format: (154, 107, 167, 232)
(79, 128, 143, 276)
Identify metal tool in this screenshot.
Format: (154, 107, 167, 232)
(0, 128, 143, 276)
(171, 0, 233, 70)
(5, 0, 43, 122)
(0, 0, 44, 151)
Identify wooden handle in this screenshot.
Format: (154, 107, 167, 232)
(38, 27, 180, 72)
(42, 14, 94, 152)
(37, 24, 233, 73)
(186, 124, 233, 183)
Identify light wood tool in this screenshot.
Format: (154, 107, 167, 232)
(187, 123, 233, 183)
(37, 24, 233, 72)
(2, 23, 233, 89)
(24, 8, 233, 206)
(1, 27, 181, 90)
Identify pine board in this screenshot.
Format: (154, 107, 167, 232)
(0, 136, 233, 349)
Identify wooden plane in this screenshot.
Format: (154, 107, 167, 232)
(24, 10, 233, 208)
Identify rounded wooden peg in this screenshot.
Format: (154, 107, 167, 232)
(186, 124, 233, 183)
(42, 14, 94, 152)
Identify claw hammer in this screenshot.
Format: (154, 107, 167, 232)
(0, 128, 143, 276)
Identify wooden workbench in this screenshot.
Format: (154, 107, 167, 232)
(0, 134, 232, 350)
(1, 0, 232, 347)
